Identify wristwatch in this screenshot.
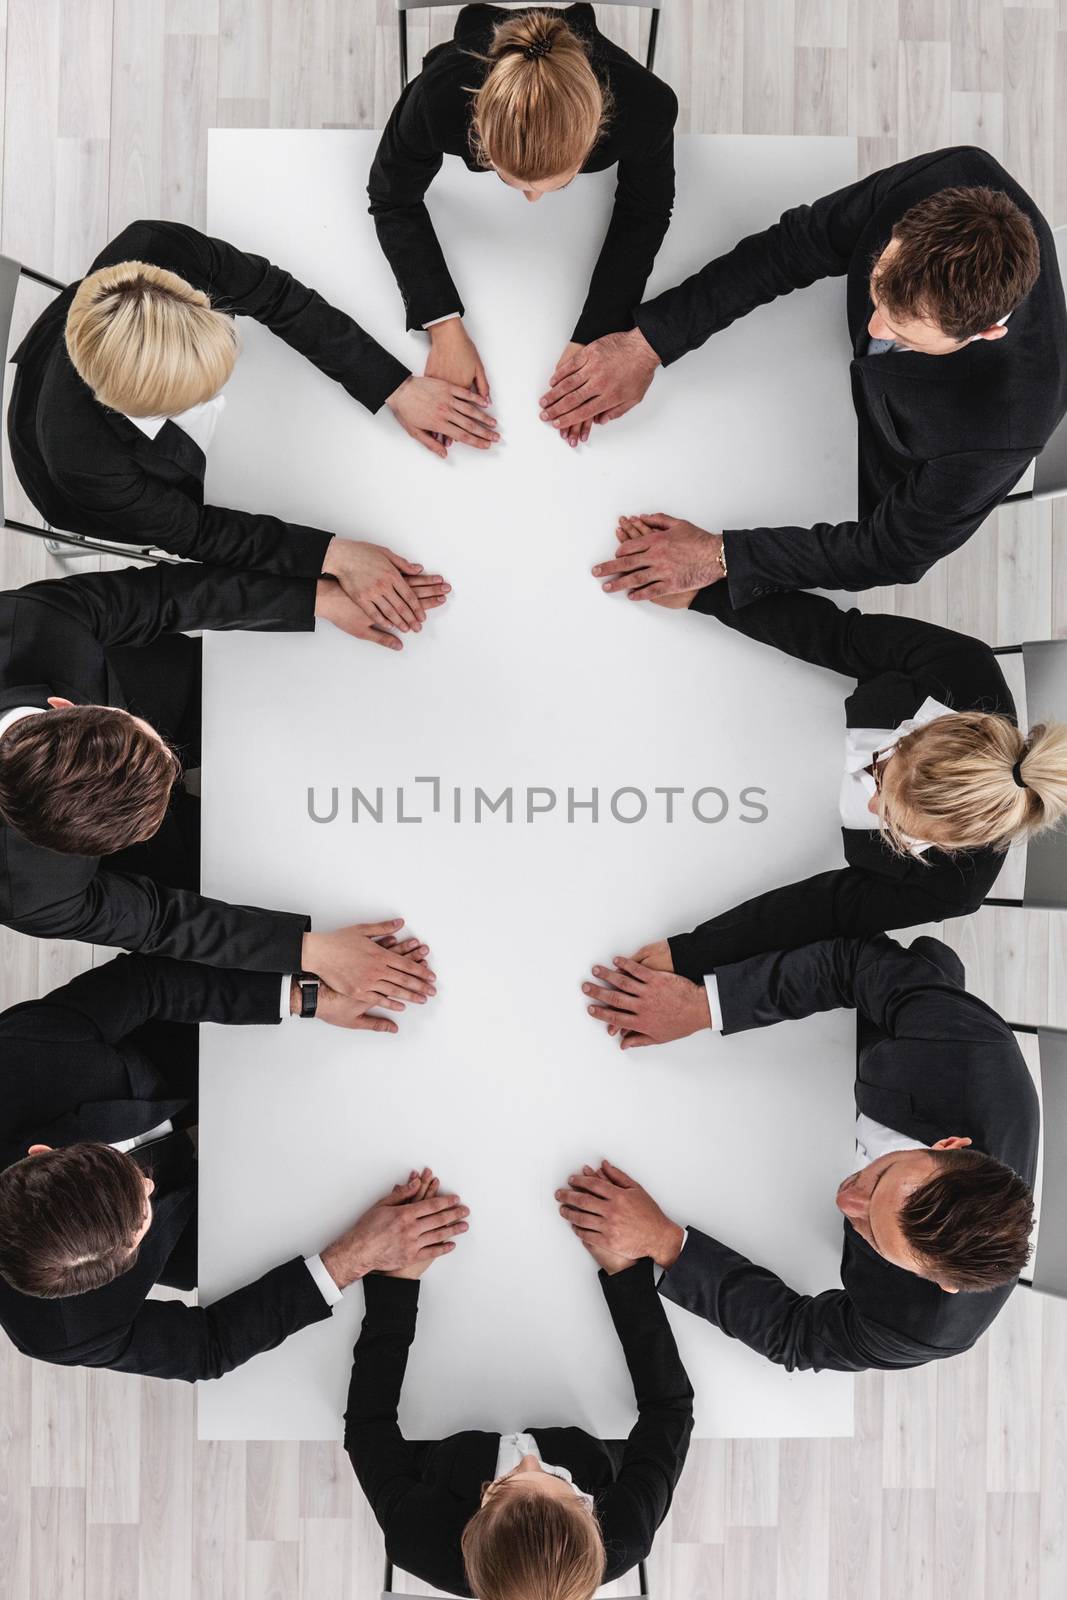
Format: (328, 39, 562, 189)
(295, 972, 320, 1019)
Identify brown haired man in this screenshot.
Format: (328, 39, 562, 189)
(540, 146, 1067, 600)
(0, 562, 438, 1009)
(0, 953, 468, 1380)
(565, 933, 1038, 1373)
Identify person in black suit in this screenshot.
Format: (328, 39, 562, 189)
(544, 146, 1067, 594)
(0, 561, 438, 1010)
(369, 4, 677, 447)
(581, 560, 1067, 1047)
(0, 955, 470, 1380)
(8, 220, 496, 597)
(561, 934, 1038, 1374)
(344, 1172, 693, 1599)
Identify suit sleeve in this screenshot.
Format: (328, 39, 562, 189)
(0, 953, 285, 1043)
(632, 150, 956, 367)
(658, 1227, 923, 1373)
(17, 561, 317, 647)
(6, 869, 309, 974)
(595, 1261, 693, 1560)
(719, 446, 1034, 606)
(343, 1275, 428, 1527)
(571, 84, 677, 345)
(104, 219, 410, 413)
(103, 1256, 334, 1381)
(368, 82, 462, 331)
(50, 460, 334, 578)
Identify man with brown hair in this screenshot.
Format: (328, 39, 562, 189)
(562, 933, 1039, 1373)
(540, 145, 1067, 600)
(0, 952, 468, 1379)
(0, 560, 439, 1008)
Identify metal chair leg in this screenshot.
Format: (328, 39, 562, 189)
(646, 8, 660, 72)
(399, 10, 408, 89)
(3, 517, 169, 564)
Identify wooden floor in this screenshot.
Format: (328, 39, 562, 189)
(0, 2, 1065, 1596)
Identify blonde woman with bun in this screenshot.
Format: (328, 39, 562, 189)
(8, 219, 505, 642)
(343, 1170, 693, 1598)
(581, 517, 1067, 1046)
(369, 4, 677, 446)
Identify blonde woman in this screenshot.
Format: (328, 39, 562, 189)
(369, 4, 677, 446)
(582, 515, 1067, 1047)
(8, 220, 501, 642)
(343, 1171, 693, 1598)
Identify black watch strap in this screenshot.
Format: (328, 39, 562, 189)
(296, 972, 320, 1019)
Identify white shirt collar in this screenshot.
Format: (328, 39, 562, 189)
(123, 392, 226, 453)
(840, 696, 958, 856)
(0, 705, 47, 741)
(494, 1432, 594, 1510)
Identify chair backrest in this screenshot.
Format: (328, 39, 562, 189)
(1021, 640, 1067, 909)
(383, 1556, 650, 1598)
(0, 253, 27, 525)
(1032, 224, 1067, 502)
(394, 1, 658, 9)
(1030, 1027, 1067, 1298)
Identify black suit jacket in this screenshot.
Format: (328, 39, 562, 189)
(9, 219, 411, 573)
(667, 587, 1012, 982)
(660, 933, 1039, 1372)
(0, 562, 313, 969)
(0, 954, 332, 1379)
(368, 4, 677, 343)
(634, 146, 1067, 603)
(344, 1262, 694, 1596)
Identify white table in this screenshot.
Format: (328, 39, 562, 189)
(200, 131, 859, 1442)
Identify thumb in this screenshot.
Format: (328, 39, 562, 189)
(389, 555, 423, 575)
(382, 1175, 421, 1206)
(414, 428, 448, 459)
(550, 350, 585, 385)
(359, 918, 405, 937)
(601, 1159, 635, 1188)
(354, 1015, 399, 1034)
(639, 513, 674, 529)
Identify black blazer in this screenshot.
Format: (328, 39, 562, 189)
(633, 146, 1067, 604)
(667, 586, 1013, 982)
(660, 933, 1039, 1372)
(9, 219, 411, 574)
(0, 954, 332, 1379)
(368, 4, 677, 343)
(0, 561, 313, 969)
(344, 1262, 694, 1596)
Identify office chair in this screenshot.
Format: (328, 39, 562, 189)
(1012, 1024, 1067, 1300)
(1003, 223, 1067, 505)
(394, 1, 663, 89)
(383, 1554, 652, 1597)
(984, 640, 1067, 911)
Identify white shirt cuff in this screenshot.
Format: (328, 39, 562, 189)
(281, 975, 298, 1021)
(704, 974, 722, 1031)
(655, 1227, 688, 1285)
(304, 1253, 343, 1306)
(423, 312, 461, 328)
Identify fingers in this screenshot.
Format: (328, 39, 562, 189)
(540, 380, 598, 423)
(409, 573, 449, 593)
(362, 622, 403, 650)
(590, 962, 643, 996)
(442, 419, 495, 450)
(352, 1014, 400, 1033)
(601, 1160, 636, 1187)
(582, 982, 640, 1012)
(421, 1218, 470, 1246)
(473, 366, 490, 401)
(450, 384, 490, 409)
(612, 955, 651, 982)
(360, 919, 406, 938)
(638, 512, 675, 528)
(383, 948, 438, 983)
(449, 398, 498, 434)
(544, 349, 586, 392)
(411, 427, 448, 459)
(591, 553, 650, 581)
(563, 1171, 614, 1199)
(413, 1194, 467, 1223)
(602, 569, 657, 596)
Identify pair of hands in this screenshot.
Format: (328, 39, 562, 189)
(300, 920, 436, 1031)
(316, 539, 451, 652)
(321, 1159, 683, 1292)
(583, 939, 711, 1049)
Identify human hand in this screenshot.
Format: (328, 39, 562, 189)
(315, 574, 449, 651)
(539, 327, 661, 432)
(555, 1159, 684, 1270)
(592, 514, 724, 604)
(424, 319, 491, 427)
(630, 939, 674, 972)
(320, 1168, 468, 1289)
(321, 539, 451, 637)
(385, 373, 499, 457)
(301, 921, 437, 1008)
(290, 938, 432, 1032)
(551, 344, 591, 447)
(582, 954, 710, 1048)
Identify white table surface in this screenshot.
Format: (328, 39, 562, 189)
(200, 131, 860, 1441)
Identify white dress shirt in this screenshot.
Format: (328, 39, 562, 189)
(123, 392, 226, 455)
(493, 1432, 594, 1509)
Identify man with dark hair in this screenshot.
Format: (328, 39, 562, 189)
(0, 953, 468, 1379)
(561, 933, 1038, 1372)
(540, 146, 1067, 599)
(0, 561, 439, 1007)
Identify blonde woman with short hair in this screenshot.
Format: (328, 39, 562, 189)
(580, 517, 1067, 1046)
(369, 4, 677, 447)
(9, 219, 505, 645)
(343, 1170, 693, 1598)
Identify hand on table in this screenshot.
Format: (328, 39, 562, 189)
(321, 539, 451, 644)
(592, 514, 724, 605)
(539, 327, 661, 434)
(582, 954, 710, 1048)
(423, 320, 492, 454)
(550, 344, 591, 447)
(301, 920, 437, 1009)
(386, 372, 499, 457)
(315, 571, 448, 652)
(288, 938, 431, 1033)
(555, 1160, 684, 1271)
(320, 1167, 468, 1289)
